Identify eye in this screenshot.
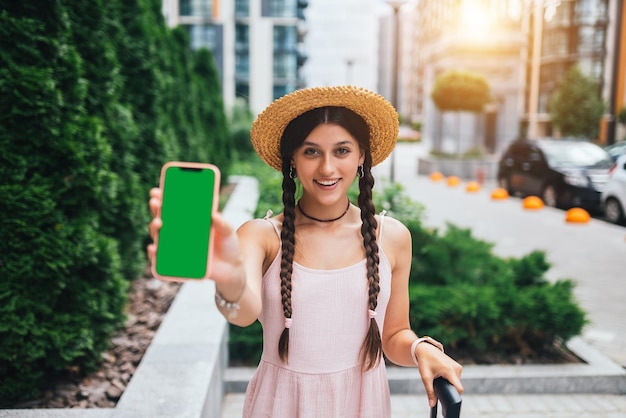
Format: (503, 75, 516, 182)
(336, 147, 350, 155)
(303, 147, 320, 156)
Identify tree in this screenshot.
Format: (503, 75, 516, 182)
(548, 65, 604, 138)
(431, 70, 492, 154)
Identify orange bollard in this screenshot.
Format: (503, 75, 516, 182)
(565, 208, 590, 224)
(430, 171, 444, 182)
(446, 176, 461, 187)
(490, 187, 509, 200)
(465, 181, 481, 193)
(522, 196, 544, 210)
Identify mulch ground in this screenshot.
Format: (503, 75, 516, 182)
(12, 271, 181, 409)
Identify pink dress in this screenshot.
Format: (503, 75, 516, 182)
(242, 215, 393, 418)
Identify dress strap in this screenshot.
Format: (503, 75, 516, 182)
(263, 209, 281, 240)
(378, 210, 387, 244)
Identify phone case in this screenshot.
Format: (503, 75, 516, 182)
(152, 161, 221, 282)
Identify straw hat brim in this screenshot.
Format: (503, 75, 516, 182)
(250, 86, 399, 171)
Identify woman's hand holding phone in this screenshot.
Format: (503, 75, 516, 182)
(147, 186, 245, 290)
(147, 162, 245, 292)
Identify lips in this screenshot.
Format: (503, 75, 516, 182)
(315, 179, 340, 187)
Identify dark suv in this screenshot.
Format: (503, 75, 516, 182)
(497, 138, 612, 210)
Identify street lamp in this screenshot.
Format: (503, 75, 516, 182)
(386, 0, 406, 182)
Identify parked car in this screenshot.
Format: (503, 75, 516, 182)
(497, 138, 613, 210)
(605, 141, 626, 162)
(601, 154, 626, 225)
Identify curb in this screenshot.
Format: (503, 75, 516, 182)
(224, 337, 626, 395)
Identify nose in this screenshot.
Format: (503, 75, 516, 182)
(319, 154, 334, 175)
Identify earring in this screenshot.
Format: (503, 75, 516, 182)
(357, 165, 364, 179)
(289, 166, 297, 179)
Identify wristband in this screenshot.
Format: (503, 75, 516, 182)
(410, 336, 444, 367)
(214, 277, 246, 320)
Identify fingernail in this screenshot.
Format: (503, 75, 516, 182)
(429, 398, 436, 408)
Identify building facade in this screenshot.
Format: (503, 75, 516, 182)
(409, 0, 527, 154)
(405, 0, 625, 154)
(162, 0, 386, 116)
(162, 0, 307, 115)
(526, 0, 610, 140)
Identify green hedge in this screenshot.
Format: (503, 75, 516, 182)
(405, 220, 586, 354)
(228, 162, 587, 364)
(0, 0, 232, 406)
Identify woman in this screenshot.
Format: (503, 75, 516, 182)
(148, 86, 463, 417)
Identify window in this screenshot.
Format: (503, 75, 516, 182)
(179, 0, 214, 18)
(189, 24, 220, 50)
(542, 30, 568, 57)
(273, 25, 296, 78)
(235, 24, 249, 51)
(235, 24, 249, 79)
(262, 0, 297, 17)
(273, 84, 296, 100)
(236, 82, 249, 102)
(578, 58, 603, 81)
(575, 0, 607, 25)
(187, 24, 223, 83)
(577, 26, 604, 54)
(273, 25, 297, 52)
(235, 0, 249, 17)
(273, 53, 296, 79)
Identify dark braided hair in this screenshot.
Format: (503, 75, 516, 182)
(277, 106, 382, 370)
(357, 151, 382, 370)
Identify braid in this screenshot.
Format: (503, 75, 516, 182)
(278, 161, 297, 362)
(358, 155, 383, 371)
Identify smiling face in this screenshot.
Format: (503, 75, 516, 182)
(292, 123, 365, 209)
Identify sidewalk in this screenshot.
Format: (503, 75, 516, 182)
(222, 392, 626, 417)
(221, 142, 626, 417)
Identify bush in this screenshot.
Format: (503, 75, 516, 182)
(0, 4, 128, 404)
(228, 175, 587, 365)
(405, 221, 587, 356)
(0, 0, 233, 405)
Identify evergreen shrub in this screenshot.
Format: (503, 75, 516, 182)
(0, 3, 127, 404)
(405, 220, 587, 356)
(0, 0, 233, 405)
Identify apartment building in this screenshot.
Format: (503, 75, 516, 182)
(404, 0, 624, 153)
(162, 0, 307, 115)
(162, 0, 385, 116)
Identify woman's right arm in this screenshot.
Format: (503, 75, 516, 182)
(211, 216, 268, 326)
(147, 187, 268, 327)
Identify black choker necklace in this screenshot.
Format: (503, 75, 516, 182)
(297, 200, 351, 223)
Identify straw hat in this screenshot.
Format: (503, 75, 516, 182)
(250, 85, 399, 171)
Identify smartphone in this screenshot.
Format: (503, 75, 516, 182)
(152, 162, 221, 282)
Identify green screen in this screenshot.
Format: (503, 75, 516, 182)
(155, 166, 216, 279)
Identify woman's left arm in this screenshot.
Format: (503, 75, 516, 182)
(380, 217, 463, 407)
